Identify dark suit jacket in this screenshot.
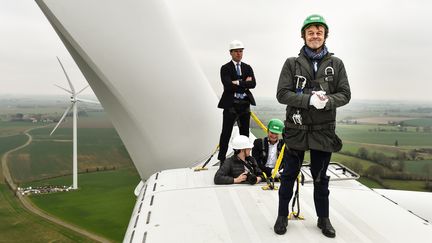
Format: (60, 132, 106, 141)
(252, 137, 284, 175)
(217, 61, 256, 109)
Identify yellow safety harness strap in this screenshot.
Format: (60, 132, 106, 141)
(261, 172, 276, 190)
(271, 144, 285, 179)
(194, 145, 219, 171)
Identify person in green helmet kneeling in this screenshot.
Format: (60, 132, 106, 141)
(252, 119, 285, 179)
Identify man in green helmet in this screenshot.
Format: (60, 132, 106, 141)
(252, 118, 285, 178)
(274, 14, 351, 238)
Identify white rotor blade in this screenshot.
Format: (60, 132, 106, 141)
(54, 84, 73, 94)
(75, 85, 89, 96)
(56, 56, 75, 93)
(76, 98, 100, 104)
(50, 104, 73, 136)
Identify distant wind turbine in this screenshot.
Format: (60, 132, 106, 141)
(50, 57, 99, 189)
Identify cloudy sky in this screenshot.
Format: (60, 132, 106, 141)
(2, 0, 432, 102)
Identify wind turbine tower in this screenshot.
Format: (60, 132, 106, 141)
(50, 57, 99, 189)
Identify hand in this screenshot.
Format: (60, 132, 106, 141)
(232, 80, 240, 85)
(256, 177, 262, 184)
(310, 92, 328, 109)
(234, 172, 247, 183)
(313, 90, 327, 101)
(245, 76, 252, 81)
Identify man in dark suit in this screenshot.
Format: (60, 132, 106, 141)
(217, 40, 256, 165)
(252, 119, 285, 177)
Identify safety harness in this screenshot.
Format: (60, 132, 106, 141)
(290, 57, 335, 126)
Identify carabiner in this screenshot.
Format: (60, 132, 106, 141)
(295, 75, 307, 90)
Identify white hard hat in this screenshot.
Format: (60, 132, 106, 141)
(232, 135, 254, 150)
(229, 40, 244, 50)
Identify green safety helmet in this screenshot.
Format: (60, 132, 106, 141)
(267, 119, 284, 134)
(301, 14, 328, 32)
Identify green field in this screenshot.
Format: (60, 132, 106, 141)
(338, 124, 431, 146)
(0, 184, 93, 243)
(336, 124, 432, 146)
(404, 160, 432, 176)
(331, 153, 387, 171)
(0, 134, 28, 155)
(27, 168, 140, 242)
(255, 124, 431, 148)
(8, 127, 133, 183)
(403, 118, 432, 127)
(382, 179, 427, 191)
(358, 177, 385, 189)
(253, 127, 391, 174)
(340, 142, 400, 157)
(0, 121, 39, 136)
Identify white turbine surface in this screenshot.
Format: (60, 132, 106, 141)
(36, 0, 221, 180)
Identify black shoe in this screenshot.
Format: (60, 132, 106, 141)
(317, 217, 336, 238)
(274, 216, 288, 235)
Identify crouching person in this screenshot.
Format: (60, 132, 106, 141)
(252, 118, 285, 178)
(214, 135, 262, 185)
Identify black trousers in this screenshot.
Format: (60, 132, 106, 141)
(278, 148, 332, 218)
(217, 102, 250, 161)
(261, 166, 273, 178)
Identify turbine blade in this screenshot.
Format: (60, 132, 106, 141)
(50, 104, 73, 136)
(75, 85, 89, 96)
(76, 98, 100, 104)
(54, 84, 73, 94)
(56, 56, 75, 93)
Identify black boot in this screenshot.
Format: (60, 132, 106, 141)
(274, 216, 288, 235)
(317, 217, 336, 238)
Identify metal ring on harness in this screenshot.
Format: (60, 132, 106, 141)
(325, 66, 334, 76)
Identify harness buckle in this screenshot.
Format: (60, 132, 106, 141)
(325, 66, 334, 76)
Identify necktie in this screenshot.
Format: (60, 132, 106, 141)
(236, 63, 241, 76)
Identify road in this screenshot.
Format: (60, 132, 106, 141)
(1, 126, 112, 243)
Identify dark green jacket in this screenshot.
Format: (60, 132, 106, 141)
(276, 49, 351, 152)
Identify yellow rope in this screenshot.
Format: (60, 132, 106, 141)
(250, 111, 268, 133)
(194, 144, 219, 171)
(271, 144, 285, 178)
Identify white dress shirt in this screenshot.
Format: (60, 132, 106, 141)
(265, 140, 279, 168)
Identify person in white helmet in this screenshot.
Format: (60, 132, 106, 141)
(214, 135, 262, 185)
(217, 40, 257, 166)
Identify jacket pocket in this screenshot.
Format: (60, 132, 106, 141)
(309, 129, 342, 152)
(283, 125, 308, 150)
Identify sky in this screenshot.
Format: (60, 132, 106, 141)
(1, 0, 432, 102)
